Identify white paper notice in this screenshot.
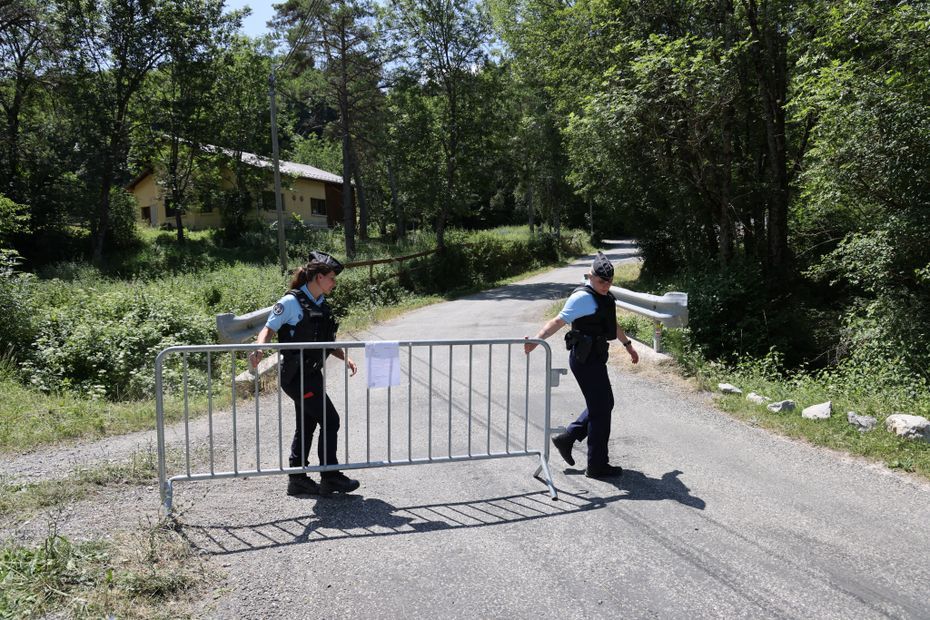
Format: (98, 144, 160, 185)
(365, 341, 401, 389)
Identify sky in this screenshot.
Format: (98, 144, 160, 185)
(223, 0, 275, 39)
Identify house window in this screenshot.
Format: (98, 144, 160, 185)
(200, 194, 215, 213)
(141, 206, 151, 221)
(310, 198, 327, 216)
(261, 191, 284, 211)
(165, 199, 176, 217)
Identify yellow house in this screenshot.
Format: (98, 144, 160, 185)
(128, 148, 347, 230)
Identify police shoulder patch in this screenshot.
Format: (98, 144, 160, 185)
(272, 302, 285, 316)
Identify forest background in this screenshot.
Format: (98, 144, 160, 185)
(1, 0, 929, 452)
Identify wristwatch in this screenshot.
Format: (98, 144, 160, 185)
(621, 340, 632, 347)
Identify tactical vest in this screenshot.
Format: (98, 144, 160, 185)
(570, 284, 618, 347)
(278, 288, 339, 385)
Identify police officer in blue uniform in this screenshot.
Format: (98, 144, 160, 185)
(524, 252, 639, 478)
(250, 251, 361, 496)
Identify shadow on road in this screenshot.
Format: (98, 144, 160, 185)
(562, 468, 705, 510)
(177, 470, 704, 556)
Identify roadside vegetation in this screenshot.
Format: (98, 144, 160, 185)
(0, 446, 210, 618)
(0, 448, 159, 520)
(0, 519, 210, 619)
(611, 263, 930, 480)
(0, 225, 589, 452)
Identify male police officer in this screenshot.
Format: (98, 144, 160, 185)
(524, 251, 638, 478)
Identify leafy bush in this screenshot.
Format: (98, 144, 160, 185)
(14, 225, 579, 403)
(23, 288, 214, 399)
(401, 228, 588, 293)
(107, 188, 141, 250)
(0, 253, 37, 362)
(806, 227, 930, 381)
(328, 265, 411, 318)
(0, 193, 29, 243)
(0, 195, 34, 360)
(640, 260, 819, 366)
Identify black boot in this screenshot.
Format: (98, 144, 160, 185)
(320, 472, 360, 495)
(287, 474, 320, 496)
(585, 464, 623, 479)
(552, 432, 575, 466)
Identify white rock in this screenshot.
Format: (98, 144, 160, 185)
(885, 414, 930, 442)
(802, 401, 832, 420)
(746, 392, 771, 405)
(767, 400, 797, 413)
(847, 412, 877, 432)
(718, 383, 743, 395)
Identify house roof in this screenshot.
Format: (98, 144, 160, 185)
(128, 144, 344, 189)
(215, 146, 343, 185)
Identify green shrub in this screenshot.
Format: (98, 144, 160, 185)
(14, 225, 580, 403)
(0, 252, 37, 362)
(22, 288, 214, 399)
(807, 229, 930, 380)
(0, 193, 29, 243)
(107, 188, 141, 250)
(640, 260, 818, 366)
(328, 265, 411, 317)
(401, 227, 588, 293)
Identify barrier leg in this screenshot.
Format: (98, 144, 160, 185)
(161, 480, 174, 515)
(533, 454, 559, 501)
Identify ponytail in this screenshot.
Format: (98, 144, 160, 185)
(289, 261, 334, 290)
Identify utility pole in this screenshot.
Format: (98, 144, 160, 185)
(269, 65, 288, 275)
(589, 198, 594, 238)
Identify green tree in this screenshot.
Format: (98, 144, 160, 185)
(0, 0, 51, 205)
(288, 132, 342, 174)
(795, 1, 930, 376)
(387, 0, 491, 251)
(208, 37, 273, 241)
(384, 73, 442, 236)
(275, 0, 385, 257)
(56, 0, 174, 265)
(133, 0, 239, 243)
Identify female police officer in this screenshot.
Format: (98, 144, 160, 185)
(524, 251, 638, 478)
(250, 251, 360, 496)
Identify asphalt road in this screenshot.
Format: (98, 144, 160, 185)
(174, 241, 930, 619)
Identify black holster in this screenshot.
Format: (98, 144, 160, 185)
(565, 330, 593, 363)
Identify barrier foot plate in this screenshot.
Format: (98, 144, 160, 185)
(533, 454, 559, 501)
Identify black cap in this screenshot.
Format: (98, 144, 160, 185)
(309, 250, 344, 275)
(591, 251, 614, 280)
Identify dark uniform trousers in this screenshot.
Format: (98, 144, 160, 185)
(282, 369, 340, 469)
(565, 349, 614, 468)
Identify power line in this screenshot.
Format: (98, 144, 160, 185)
(278, 0, 325, 73)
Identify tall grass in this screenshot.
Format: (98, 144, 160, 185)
(0, 520, 209, 618)
(0, 370, 229, 451)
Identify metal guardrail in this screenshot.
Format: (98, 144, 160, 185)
(154, 338, 561, 513)
(608, 285, 688, 352)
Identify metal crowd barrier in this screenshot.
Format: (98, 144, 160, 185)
(155, 338, 560, 513)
